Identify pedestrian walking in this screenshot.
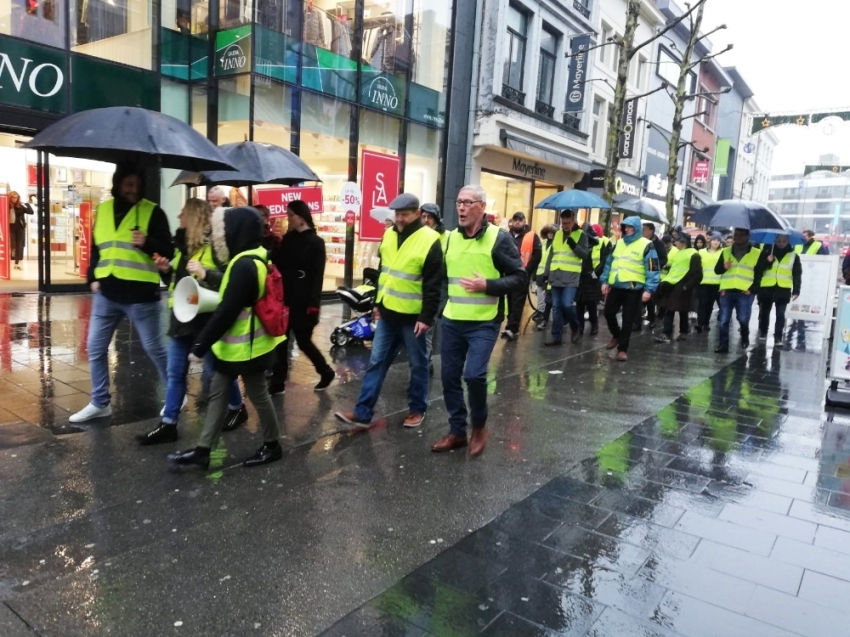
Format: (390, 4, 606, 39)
(420, 203, 447, 376)
(576, 223, 610, 336)
(431, 185, 526, 456)
(714, 227, 765, 353)
(268, 200, 335, 393)
(796, 230, 829, 255)
(502, 212, 541, 341)
(137, 200, 247, 445)
(533, 224, 557, 331)
(636, 222, 667, 331)
(207, 185, 230, 209)
(694, 235, 707, 251)
(543, 210, 588, 345)
(335, 193, 442, 429)
(757, 234, 801, 346)
(70, 162, 174, 423)
(168, 207, 286, 470)
(8, 191, 33, 270)
(655, 234, 702, 343)
(695, 232, 723, 333)
(600, 216, 660, 362)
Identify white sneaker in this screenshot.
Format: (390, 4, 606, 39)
(159, 395, 188, 417)
(69, 403, 112, 423)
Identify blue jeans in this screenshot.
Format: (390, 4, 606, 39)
(718, 291, 755, 348)
(162, 335, 242, 424)
(87, 292, 168, 408)
(441, 318, 500, 437)
(550, 285, 579, 341)
(353, 318, 430, 422)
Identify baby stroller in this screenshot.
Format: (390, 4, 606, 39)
(331, 268, 379, 347)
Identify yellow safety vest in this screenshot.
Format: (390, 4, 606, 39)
(609, 237, 651, 285)
(212, 247, 285, 362)
(376, 225, 440, 315)
(699, 249, 722, 285)
(443, 225, 501, 321)
(761, 251, 796, 289)
(438, 231, 448, 254)
(537, 241, 552, 276)
(719, 246, 760, 291)
(591, 236, 611, 269)
(795, 241, 822, 255)
(662, 248, 697, 285)
(550, 229, 584, 273)
(93, 199, 160, 284)
(167, 244, 218, 309)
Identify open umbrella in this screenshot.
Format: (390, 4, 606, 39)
(690, 200, 787, 230)
(171, 141, 321, 187)
(613, 197, 667, 224)
(749, 227, 806, 247)
(536, 190, 611, 211)
(23, 107, 234, 172)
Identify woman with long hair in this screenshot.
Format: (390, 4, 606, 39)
(136, 199, 247, 445)
(8, 191, 33, 270)
(695, 232, 724, 333)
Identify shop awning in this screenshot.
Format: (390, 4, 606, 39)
(686, 188, 716, 210)
(499, 129, 593, 175)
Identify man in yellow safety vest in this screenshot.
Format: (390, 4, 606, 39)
(796, 230, 828, 255)
(70, 162, 174, 423)
(757, 234, 801, 346)
(335, 193, 443, 429)
(542, 210, 589, 345)
(502, 211, 541, 340)
(714, 227, 766, 353)
(431, 184, 527, 456)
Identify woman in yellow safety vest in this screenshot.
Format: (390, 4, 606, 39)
(655, 234, 702, 343)
(696, 232, 724, 333)
(757, 234, 801, 346)
(136, 199, 246, 446)
(533, 224, 558, 331)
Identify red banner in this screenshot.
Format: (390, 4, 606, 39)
(255, 186, 324, 217)
(691, 160, 710, 186)
(360, 150, 400, 242)
(79, 202, 91, 279)
(0, 194, 8, 280)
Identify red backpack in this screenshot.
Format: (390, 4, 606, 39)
(252, 256, 289, 337)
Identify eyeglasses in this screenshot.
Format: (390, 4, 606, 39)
(455, 199, 482, 207)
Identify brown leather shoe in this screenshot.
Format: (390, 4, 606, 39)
(431, 434, 468, 452)
(403, 413, 425, 428)
(616, 351, 628, 362)
(606, 338, 619, 350)
(468, 428, 489, 457)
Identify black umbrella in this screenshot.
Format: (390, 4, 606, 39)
(23, 107, 234, 172)
(613, 198, 668, 224)
(690, 200, 788, 230)
(171, 141, 321, 187)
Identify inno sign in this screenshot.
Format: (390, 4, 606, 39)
(0, 36, 66, 111)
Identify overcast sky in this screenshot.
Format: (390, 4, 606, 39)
(699, 0, 850, 174)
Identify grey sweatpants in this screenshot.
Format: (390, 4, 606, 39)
(198, 371, 280, 449)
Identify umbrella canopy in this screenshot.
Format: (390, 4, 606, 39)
(369, 207, 394, 224)
(171, 141, 321, 187)
(23, 107, 234, 172)
(613, 197, 667, 224)
(535, 189, 611, 211)
(690, 200, 788, 230)
(749, 227, 806, 247)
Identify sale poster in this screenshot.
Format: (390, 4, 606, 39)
(0, 194, 9, 280)
(359, 151, 400, 242)
(78, 202, 91, 279)
(255, 186, 324, 217)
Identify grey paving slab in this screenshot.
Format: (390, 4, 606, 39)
(796, 569, 850, 615)
(0, 603, 36, 637)
(689, 539, 804, 595)
(673, 510, 778, 556)
(746, 584, 848, 637)
(770, 536, 850, 581)
(812, 524, 850, 555)
(716, 501, 818, 543)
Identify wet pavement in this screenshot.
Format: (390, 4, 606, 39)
(1, 292, 848, 636)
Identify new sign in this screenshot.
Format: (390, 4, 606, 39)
(255, 186, 324, 217)
(215, 26, 252, 76)
(0, 35, 66, 112)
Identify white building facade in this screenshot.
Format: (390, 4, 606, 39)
(735, 98, 779, 203)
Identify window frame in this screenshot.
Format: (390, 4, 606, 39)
(503, 4, 529, 93)
(536, 26, 559, 107)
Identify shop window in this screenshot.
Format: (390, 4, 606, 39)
(591, 96, 605, 156)
(161, 78, 190, 227)
(480, 170, 532, 230)
(359, 1, 409, 118)
(535, 26, 558, 118)
(405, 122, 441, 204)
(409, 0, 451, 127)
(300, 0, 358, 102)
(71, 0, 154, 70)
(217, 75, 250, 144)
(696, 86, 716, 129)
(1, 0, 65, 48)
(252, 80, 293, 147)
(191, 82, 208, 137)
(502, 3, 527, 105)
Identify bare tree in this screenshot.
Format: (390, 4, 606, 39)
(662, 1, 732, 224)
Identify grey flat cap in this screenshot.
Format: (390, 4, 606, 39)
(389, 193, 420, 211)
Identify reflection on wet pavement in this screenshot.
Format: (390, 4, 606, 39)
(1, 293, 848, 636)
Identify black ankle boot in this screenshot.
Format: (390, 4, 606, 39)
(222, 405, 248, 432)
(136, 423, 178, 446)
(167, 448, 210, 470)
(243, 443, 283, 468)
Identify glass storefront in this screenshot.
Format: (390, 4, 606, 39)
(480, 170, 560, 234)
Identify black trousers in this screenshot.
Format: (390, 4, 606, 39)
(604, 287, 643, 353)
(10, 224, 25, 264)
(758, 299, 788, 338)
(271, 321, 331, 384)
(505, 286, 527, 333)
(696, 284, 720, 328)
(576, 299, 598, 331)
(663, 310, 689, 337)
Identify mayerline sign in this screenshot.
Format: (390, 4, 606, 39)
(0, 36, 66, 112)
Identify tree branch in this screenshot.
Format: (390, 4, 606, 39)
(564, 39, 618, 59)
(681, 110, 708, 121)
(678, 140, 710, 154)
(685, 88, 732, 100)
(629, 83, 669, 101)
(687, 44, 733, 70)
(694, 23, 727, 45)
(629, 0, 708, 59)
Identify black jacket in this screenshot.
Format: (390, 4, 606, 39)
(10, 203, 33, 227)
(650, 234, 668, 270)
(443, 219, 528, 323)
(714, 244, 766, 293)
(272, 227, 326, 325)
(191, 207, 274, 377)
(87, 197, 174, 304)
(511, 226, 542, 277)
(757, 244, 802, 302)
(377, 218, 444, 326)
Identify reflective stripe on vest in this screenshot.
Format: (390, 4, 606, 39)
(591, 239, 607, 269)
(662, 248, 697, 285)
(167, 244, 218, 309)
(211, 247, 285, 362)
(795, 241, 822, 255)
(93, 199, 160, 283)
(444, 225, 501, 321)
(761, 252, 796, 289)
(520, 231, 534, 268)
(609, 237, 650, 285)
(698, 249, 722, 285)
(719, 246, 760, 291)
(537, 241, 552, 276)
(375, 225, 440, 314)
(550, 229, 583, 273)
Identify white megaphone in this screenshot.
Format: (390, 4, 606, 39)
(173, 276, 219, 323)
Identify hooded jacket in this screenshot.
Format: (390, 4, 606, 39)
(601, 216, 660, 292)
(191, 207, 275, 376)
(510, 224, 542, 277)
